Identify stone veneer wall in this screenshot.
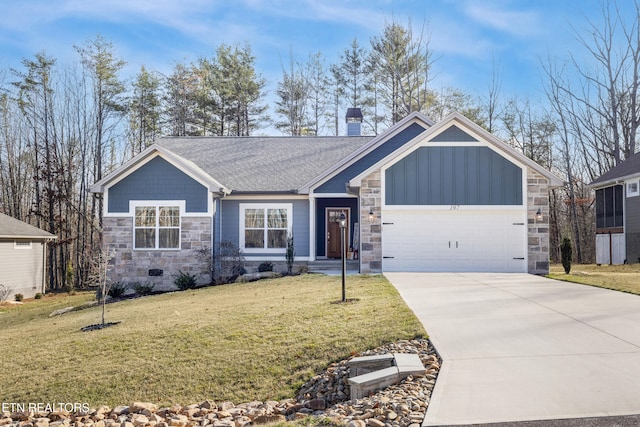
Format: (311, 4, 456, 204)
(359, 169, 382, 274)
(103, 216, 212, 291)
(527, 169, 551, 275)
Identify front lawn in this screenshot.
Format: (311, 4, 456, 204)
(548, 263, 640, 295)
(0, 274, 425, 408)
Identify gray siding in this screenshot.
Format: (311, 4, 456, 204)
(0, 239, 45, 299)
(625, 194, 640, 233)
(108, 156, 208, 213)
(429, 125, 478, 142)
(625, 194, 640, 263)
(316, 122, 427, 193)
(220, 199, 310, 257)
(385, 146, 522, 205)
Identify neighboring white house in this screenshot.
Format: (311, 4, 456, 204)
(0, 213, 56, 300)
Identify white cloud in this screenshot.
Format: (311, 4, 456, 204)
(461, 1, 542, 38)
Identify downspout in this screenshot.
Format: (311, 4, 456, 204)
(42, 240, 47, 295)
(214, 189, 229, 278)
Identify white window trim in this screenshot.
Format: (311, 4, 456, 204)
(14, 240, 32, 249)
(627, 180, 639, 198)
(131, 200, 184, 251)
(239, 203, 293, 254)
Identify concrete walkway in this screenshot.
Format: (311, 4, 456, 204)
(385, 272, 640, 426)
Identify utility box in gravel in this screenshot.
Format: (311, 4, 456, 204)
(347, 353, 425, 400)
(348, 367, 399, 400)
(394, 353, 426, 379)
(347, 354, 395, 376)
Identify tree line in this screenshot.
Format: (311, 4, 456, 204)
(0, 5, 637, 289)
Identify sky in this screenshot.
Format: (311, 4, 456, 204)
(0, 0, 629, 132)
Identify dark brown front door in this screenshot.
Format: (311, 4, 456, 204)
(327, 209, 349, 258)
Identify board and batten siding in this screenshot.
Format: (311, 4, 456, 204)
(429, 124, 479, 142)
(220, 199, 310, 257)
(385, 146, 523, 206)
(0, 239, 45, 298)
(108, 156, 208, 213)
(315, 122, 427, 193)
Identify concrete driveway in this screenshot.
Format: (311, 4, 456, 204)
(385, 272, 640, 426)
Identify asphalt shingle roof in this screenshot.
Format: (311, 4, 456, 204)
(0, 213, 56, 238)
(156, 135, 373, 192)
(590, 151, 640, 186)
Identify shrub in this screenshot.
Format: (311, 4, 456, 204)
(132, 282, 155, 296)
(286, 233, 295, 274)
(34, 293, 43, 300)
(212, 240, 245, 285)
(107, 282, 129, 299)
(0, 284, 9, 302)
(561, 237, 572, 274)
(174, 270, 198, 290)
(258, 261, 273, 272)
(65, 259, 75, 293)
(14, 293, 23, 302)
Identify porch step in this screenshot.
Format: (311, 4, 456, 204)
(308, 260, 359, 272)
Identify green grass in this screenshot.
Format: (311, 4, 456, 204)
(0, 274, 425, 408)
(548, 263, 640, 295)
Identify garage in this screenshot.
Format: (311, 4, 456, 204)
(381, 142, 528, 273)
(381, 209, 527, 272)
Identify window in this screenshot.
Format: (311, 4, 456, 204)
(134, 205, 180, 249)
(14, 241, 32, 249)
(240, 204, 292, 252)
(627, 180, 639, 197)
(596, 185, 623, 229)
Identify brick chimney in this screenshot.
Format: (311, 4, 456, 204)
(346, 108, 363, 136)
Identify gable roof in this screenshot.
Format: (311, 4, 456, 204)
(155, 135, 372, 193)
(349, 111, 565, 188)
(90, 144, 231, 194)
(299, 112, 434, 193)
(589, 152, 640, 188)
(91, 112, 563, 196)
(0, 213, 56, 239)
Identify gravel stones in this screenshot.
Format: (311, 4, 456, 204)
(0, 339, 439, 427)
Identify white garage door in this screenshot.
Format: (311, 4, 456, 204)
(382, 209, 527, 272)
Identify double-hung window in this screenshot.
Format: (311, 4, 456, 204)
(134, 205, 180, 249)
(240, 203, 292, 252)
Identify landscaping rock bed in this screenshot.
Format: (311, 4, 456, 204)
(0, 339, 439, 427)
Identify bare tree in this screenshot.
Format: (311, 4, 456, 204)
(75, 35, 126, 245)
(369, 18, 435, 124)
(275, 51, 311, 135)
(568, 0, 640, 167)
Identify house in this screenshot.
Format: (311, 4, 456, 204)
(90, 111, 563, 290)
(589, 152, 640, 264)
(0, 213, 56, 299)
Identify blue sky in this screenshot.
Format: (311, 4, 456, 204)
(0, 0, 625, 114)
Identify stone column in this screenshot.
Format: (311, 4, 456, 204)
(527, 169, 551, 274)
(360, 169, 382, 273)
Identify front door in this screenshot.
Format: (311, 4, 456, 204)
(326, 208, 349, 258)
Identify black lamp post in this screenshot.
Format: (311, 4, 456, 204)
(339, 211, 347, 302)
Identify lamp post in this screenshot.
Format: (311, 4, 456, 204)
(339, 211, 347, 302)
